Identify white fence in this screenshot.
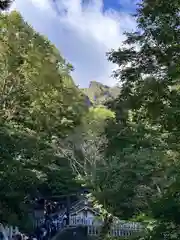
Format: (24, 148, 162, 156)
(69, 216, 144, 237)
(69, 216, 142, 228)
(70, 216, 101, 226)
(87, 225, 140, 237)
(0, 224, 19, 240)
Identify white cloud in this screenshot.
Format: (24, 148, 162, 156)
(10, 0, 136, 87)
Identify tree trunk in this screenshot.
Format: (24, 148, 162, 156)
(98, 214, 113, 240)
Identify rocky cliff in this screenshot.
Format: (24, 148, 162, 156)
(81, 81, 120, 106)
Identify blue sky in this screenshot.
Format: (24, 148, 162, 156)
(11, 0, 137, 87)
(103, 0, 137, 13)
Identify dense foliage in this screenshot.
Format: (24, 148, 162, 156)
(2, 1, 180, 239)
(0, 11, 87, 229)
(62, 1, 180, 239)
(90, 0, 180, 239)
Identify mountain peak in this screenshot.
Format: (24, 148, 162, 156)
(81, 81, 120, 106)
(89, 81, 109, 89)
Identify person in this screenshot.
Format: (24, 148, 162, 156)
(22, 234, 27, 240)
(50, 224, 56, 238)
(63, 214, 67, 227)
(41, 227, 47, 240)
(14, 234, 22, 240)
(26, 235, 33, 240)
(34, 227, 41, 240)
(0, 232, 4, 240)
(53, 219, 57, 231)
(56, 216, 62, 230)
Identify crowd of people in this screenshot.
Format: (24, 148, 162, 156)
(12, 213, 68, 240)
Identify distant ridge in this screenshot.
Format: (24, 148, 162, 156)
(81, 81, 120, 106)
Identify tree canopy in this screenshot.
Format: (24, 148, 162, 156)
(0, 10, 87, 229)
(2, 1, 180, 239)
(90, 0, 180, 239)
(63, 0, 180, 239)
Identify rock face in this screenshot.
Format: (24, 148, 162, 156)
(81, 81, 120, 106)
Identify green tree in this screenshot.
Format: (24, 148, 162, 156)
(0, 11, 86, 137)
(61, 105, 114, 185)
(0, 11, 86, 229)
(93, 0, 180, 238)
(84, 106, 115, 133)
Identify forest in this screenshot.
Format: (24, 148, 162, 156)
(1, 0, 180, 239)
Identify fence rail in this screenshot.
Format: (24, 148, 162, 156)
(87, 225, 140, 237)
(69, 216, 143, 228)
(69, 216, 144, 237)
(0, 224, 19, 240)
